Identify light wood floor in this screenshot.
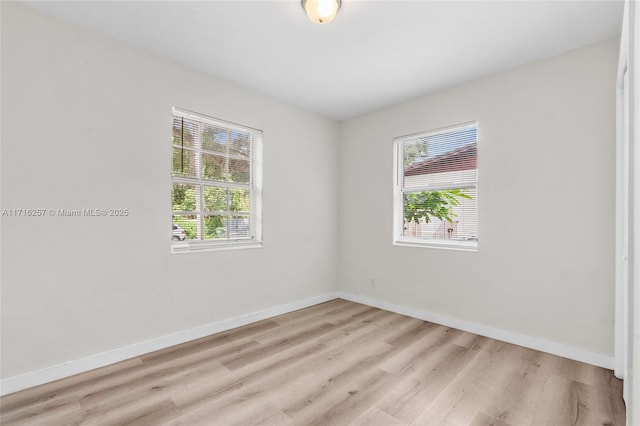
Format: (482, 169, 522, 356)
(0, 299, 625, 426)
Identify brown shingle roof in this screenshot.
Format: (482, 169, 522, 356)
(404, 142, 477, 176)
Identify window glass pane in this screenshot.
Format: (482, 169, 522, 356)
(404, 141, 477, 189)
(172, 214, 198, 240)
(172, 117, 195, 148)
(229, 188, 250, 212)
(202, 123, 227, 153)
(201, 152, 226, 182)
(402, 188, 477, 242)
(171, 109, 261, 249)
(172, 183, 198, 213)
(203, 215, 227, 240)
(403, 137, 429, 168)
(405, 167, 477, 189)
(397, 124, 478, 246)
(229, 131, 251, 158)
(172, 117, 182, 147)
(229, 216, 251, 238)
(172, 147, 198, 178)
(229, 158, 250, 184)
(201, 216, 251, 240)
(404, 127, 477, 190)
(203, 186, 227, 212)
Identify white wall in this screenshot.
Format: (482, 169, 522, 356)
(0, 2, 339, 379)
(0, 0, 623, 392)
(339, 38, 619, 357)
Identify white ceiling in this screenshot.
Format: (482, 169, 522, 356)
(24, 1, 624, 120)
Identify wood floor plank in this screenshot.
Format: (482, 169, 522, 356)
(0, 357, 144, 415)
(220, 322, 336, 371)
(0, 299, 625, 426)
(173, 316, 401, 422)
(252, 304, 377, 347)
(279, 342, 395, 419)
(228, 402, 293, 426)
(0, 399, 85, 426)
(410, 340, 523, 426)
(377, 342, 481, 424)
(169, 340, 329, 412)
(79, 398, 182, 426)
(304, 367, 396, 426)
(318, 309, 417, 350)
(77, 359, 228, 417)
(378, 323, 453, 374)
(469, 412, 512, 426)
(530, 374, 623, 426)
(350, 406, 407, 426)
(269, 299, 353, 326)
(141, 319, 281, 366)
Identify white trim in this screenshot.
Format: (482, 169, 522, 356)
(2, 292, 616, 396)
(394, 121, 478, 143)
(393, 239, 478, 252)
(617, 4, 629, 89)
(171, 240, 263, 254)
(614, 0, 629, 382)
(252, 132, 263, 244)
(614, 85, 626, 380)
(404, 183, 477, 193)
(0, 292, 339, 396)
(337, 292, 614, 370)
(629, 0, 639, 423)
(172, 106, 263, 135)
(170, 108, 263, 253)
(171, 175, 251, 191)
(393, 122, 479, 250)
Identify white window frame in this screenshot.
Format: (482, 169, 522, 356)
(393, 122, 478, 251)
(171, 107, 263, 254)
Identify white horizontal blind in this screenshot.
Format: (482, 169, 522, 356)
(171, 108, 261, 248)
(398, 123, 478, 245)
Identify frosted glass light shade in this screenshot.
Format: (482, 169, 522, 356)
(301, 0, 341, 24)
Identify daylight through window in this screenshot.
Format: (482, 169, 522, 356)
(394, 122, 478, 250)
(171, 108, 262, 253)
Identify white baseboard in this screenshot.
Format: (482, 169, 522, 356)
(2, 290, 614, 396)
(0, 292, 339, 396)
(338, 292, 615, 370)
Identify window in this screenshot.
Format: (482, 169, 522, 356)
(171, 107, 262, 253)
(393, 122, 478, 250)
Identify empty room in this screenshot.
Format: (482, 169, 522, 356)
(1, 0, 639, 425)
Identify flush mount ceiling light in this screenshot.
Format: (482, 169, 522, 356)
(301, 0, 342, 24)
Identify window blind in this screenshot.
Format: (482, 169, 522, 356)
(171, 108, 262, 251)
(396, 123, 478, 246)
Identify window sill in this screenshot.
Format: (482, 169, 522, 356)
(171, 240, 263, 254)
(393, 238, 478, 252)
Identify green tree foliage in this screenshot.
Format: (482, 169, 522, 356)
(404, 189, 471, 225)
(171, 118, 252, 240)
(172, 186, 250, 240)
(202, 154, 225, 181)
(174, 215, 198, 239)
(403, 139, 429, 167)
(172, 184, 197, 212)
(204, 216, 224, 239)
(202, 189, 250, 239)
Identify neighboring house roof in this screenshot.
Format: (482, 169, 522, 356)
(404, 142, 477, 176)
